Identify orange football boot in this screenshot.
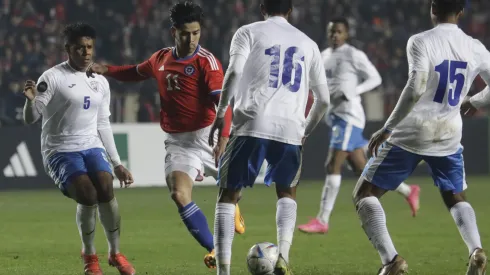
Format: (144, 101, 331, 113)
(108, 253, 135, 275)
(204, 249, 217, 269)
(81, 253, 103, 275)
(235, 204, 246, 234)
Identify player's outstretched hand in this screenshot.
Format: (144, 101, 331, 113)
(86, 63, 108, 78)
(461, 96, 478, 117)
(213, 136, 229, 168)
(114, 165, 134, 188)
(209, 117, 224, 147)
(209, 116, 226, 167)
(368, 128, 391, 157)
(23, 80, 37, 100)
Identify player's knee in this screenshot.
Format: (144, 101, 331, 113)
(441, 191, 466, 210)
(93, 172, 114, 203)
(75, 183, 98, 205)
(326, 161, 342, 174)
(217, 188, 240, 204)
(352, 179, 371, 205)
(170, 189, 192, 207)
(96, 183, 114, 203)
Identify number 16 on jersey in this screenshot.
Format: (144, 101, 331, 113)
(265, 45, 304, 92)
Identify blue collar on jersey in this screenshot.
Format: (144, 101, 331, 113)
(172, 45, 201, 61)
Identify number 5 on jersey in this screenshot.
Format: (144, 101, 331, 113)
(433, 60, 468, 106)
(83, 96, 90, 109)
(265, 45, 304, 92)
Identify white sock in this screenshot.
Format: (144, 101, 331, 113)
(98, 198, 121, 255)
(317, 174, 341, 224)
(276, 197, 297, 263)
(450, 202, 482, 255)
(356, 197, 398, 265)
(395, 183, 411, 198)
(76, 204, 97, 255)
(214, 203, 235, 275)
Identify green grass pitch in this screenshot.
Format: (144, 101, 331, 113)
(1, 177, 489, 274)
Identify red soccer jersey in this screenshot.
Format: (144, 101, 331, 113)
(136, 46, 224, 133)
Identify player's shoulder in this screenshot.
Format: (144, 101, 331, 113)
(405, 31, 431, 51)
(197, 46, 222, 71)
(150, 47, 173, 60)
(39, 62, 69, 83)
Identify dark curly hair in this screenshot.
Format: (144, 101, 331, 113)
(432, 0, 466, 19)
(169, 1, 204, 28)
(262, 0, 292, 15)
(62, 22, 96, 45)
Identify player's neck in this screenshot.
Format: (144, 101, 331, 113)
(175, 47, 194, 58)
(332, 42, 346, 50)
(435, 16, 458, 25)
(67, 59, 89, 72)
(264, 14, 288, 21)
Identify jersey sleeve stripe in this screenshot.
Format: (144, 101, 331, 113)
(135, 65, 147, 77)
(209, 90, 221, 95)
(198, 49, 219, 71)
(198, 52, 218, 71)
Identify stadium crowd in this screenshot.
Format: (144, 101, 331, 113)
(1, 0, 489, 126)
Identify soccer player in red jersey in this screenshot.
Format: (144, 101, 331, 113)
(86, 2, 244, 269)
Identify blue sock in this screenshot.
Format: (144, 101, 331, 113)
(179, 202, 214, 252)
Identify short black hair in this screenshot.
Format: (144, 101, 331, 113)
(169, 1, 204, 28)
(262, 0, 293, 15)
(432, 0, 465, 19)
(330, 17, 349, 31)
(62, 22, 96, 45)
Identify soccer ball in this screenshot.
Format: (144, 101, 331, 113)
(246, 242, 279, 275)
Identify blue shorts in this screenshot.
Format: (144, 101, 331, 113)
(362, 143, 467, 194)
(47, 148, 113, 196)
(216, 136, 302, 190)
(329, 115, 367, 152)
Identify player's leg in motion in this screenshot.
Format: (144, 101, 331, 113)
(214, 137, 299, 275)
(86, 148, 135, 275)
(214, 136, 269, 275)
(352, 144, 421, 274)
(425, 152, 486, 274)
(351, 146, 421, 217)
(166, 170, 215, 261)
(48, 152, 102, 275)
(202, 155, 246, 235)
(298, 119, 357, 234)
(270, 140, 302, 275)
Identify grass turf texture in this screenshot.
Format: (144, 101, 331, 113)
(1, 176, 489, 275)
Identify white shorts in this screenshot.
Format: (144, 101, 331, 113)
(164, 125, 218, 180)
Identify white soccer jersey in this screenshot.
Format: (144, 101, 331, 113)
(321, 44, 381, 128)
(229, 16, 328, 145)
(35, 61, 111, 164)
(388, 23, 490, 156)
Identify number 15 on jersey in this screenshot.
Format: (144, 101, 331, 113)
(265, 45, 304, 92)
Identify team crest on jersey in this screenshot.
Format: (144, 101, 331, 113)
(89, 81, 100, 92)
(184, 65, 195, 76)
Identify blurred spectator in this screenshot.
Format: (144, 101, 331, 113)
(1, 0, 489, 124)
